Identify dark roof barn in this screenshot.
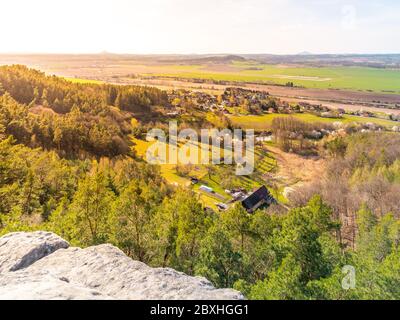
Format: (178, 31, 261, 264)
(241, 186, 276, 213)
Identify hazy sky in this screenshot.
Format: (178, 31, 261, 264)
(1, 0, 399, 54)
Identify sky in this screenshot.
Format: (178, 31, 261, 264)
(1, 0, 399, 54)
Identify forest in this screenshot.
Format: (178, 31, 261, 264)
(0, 65, 168, 158)
(0, 65, 399, 299)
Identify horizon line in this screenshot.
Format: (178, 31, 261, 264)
(0, 51, 400, 56)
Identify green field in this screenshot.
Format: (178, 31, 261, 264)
(147, 62, 400, 93)
(228, 113, 399, 130)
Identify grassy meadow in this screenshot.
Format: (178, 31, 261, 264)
(144, 62, 400, 93)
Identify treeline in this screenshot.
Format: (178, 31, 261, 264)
(0, 65, 168, 114)
(0, 135, 399, 299)
(271, 116, 333, 155)
(0, 134, 167, 227)
(0, 65, 169, 158)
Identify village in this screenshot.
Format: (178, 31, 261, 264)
(166, 87, 400, 129)
(134, 86, 400, 214)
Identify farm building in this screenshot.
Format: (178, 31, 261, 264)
(199, 185, 213, 193)
(241, 185, 276, 213)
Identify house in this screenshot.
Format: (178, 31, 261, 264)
(256, 135, 273, 143)
(241, 186, 276, 213)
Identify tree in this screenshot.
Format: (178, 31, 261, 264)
(115, 92, 122, 108)
(66, 170, 115, 246)
(205, 164, 217, 181)
(20, 169, 40, 215)
(244, 210, 277, 282)
(356, 203, 377, 249)
(325, 137, 347, 158)
(107, 86, 118, 105)
(0, 124, 6, 141)
(110, 180, 159, 262)
(221, 204, 252, 252)
(249, 254, 304, 300)
(152, 189, 213, 274)
(271, 196, 339, 282)
(41, 88, 49, 107)
(195, 225, 242, 288)
(0, 206, 35, 237)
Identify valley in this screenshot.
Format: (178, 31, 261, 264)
(0, 57, 399, 300)
(1, 53, 400, 115)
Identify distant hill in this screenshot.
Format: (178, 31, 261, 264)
(157, 54, 246, 64)
(297, 51, 313, 56)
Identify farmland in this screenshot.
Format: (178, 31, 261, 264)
(2, 54, 400, 94)
(148, 62, 400, 93)
(1, 53, 400, 114)
(228, 113, 400, 131)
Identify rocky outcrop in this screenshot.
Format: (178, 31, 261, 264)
(0, 232, 69, 273)
(0, 231, 243, 300)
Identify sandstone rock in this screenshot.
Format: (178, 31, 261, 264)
(0, 231, 69, 273)
(0, 273, 112, 300)
(0, 232, 243, 300)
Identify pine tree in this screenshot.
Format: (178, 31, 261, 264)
(0, 82, 5, 96)
(110, 181, 154, 262)
(67, 171, 115, 246)
(195, 225, 242, 288)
